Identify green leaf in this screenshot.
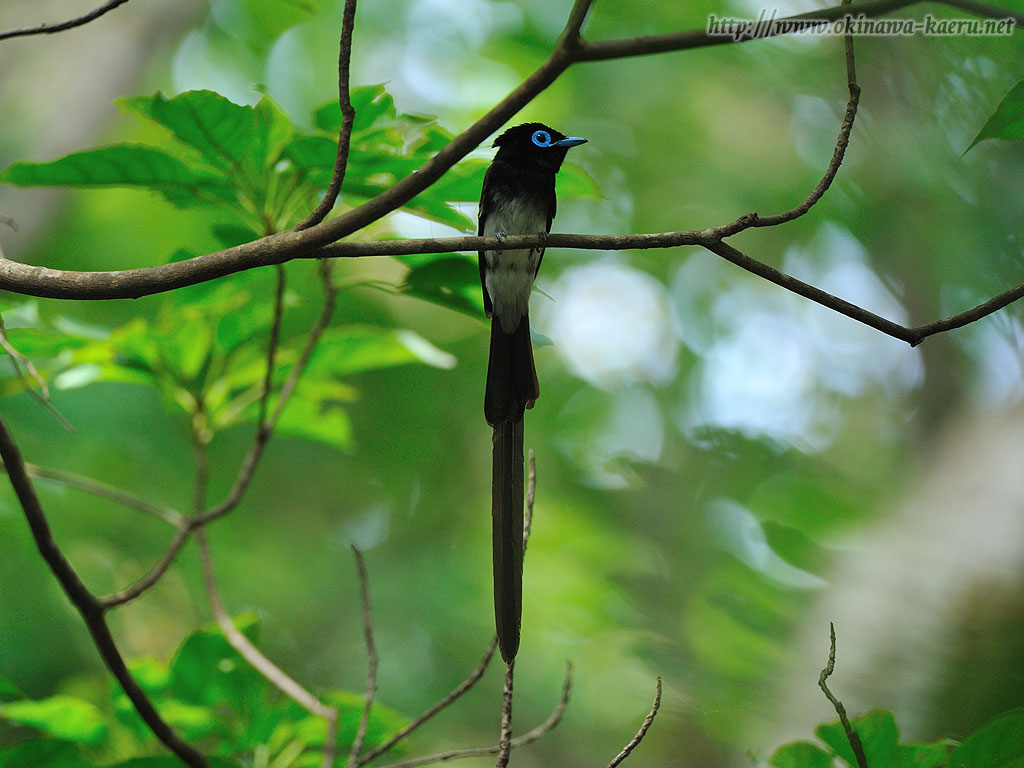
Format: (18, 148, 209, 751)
(966, 80, 1024, 153)
(770, 741, 836, 768)
(948, 708, 1024, 768)
(120, 91, 256, 169)
(399, 254, 484, 317)
(168, 612, 263, 709)
(556, 161, 602, 199)
(817, 710, 899, 768)
(307, 326, 456, 376)
(0, 145, 224, 202)
(894, 740, 955, 768)
(0, 695, 107, 746)
(0, 739, 91, 768)
(272, 392, 353, 450)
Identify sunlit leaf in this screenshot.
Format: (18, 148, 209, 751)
(308, 326, 455, 376)
(556, 161, 602, 199)
(272, 393, 353, 450)
(0, 695, 107, 746)
(0, 145, 227, 206)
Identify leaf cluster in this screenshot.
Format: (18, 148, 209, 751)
(0, 613, 408, 768)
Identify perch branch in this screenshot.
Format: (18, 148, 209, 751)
(0, 415, 206, 767)
(5, 0, 1010, 303)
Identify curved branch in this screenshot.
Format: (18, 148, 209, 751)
(607, 677, 662, 768)
(0, 0, 133, 42)
(0, 416, 206, 767)
(575, 0, 1022, 60)
(296, 0, 359, 230)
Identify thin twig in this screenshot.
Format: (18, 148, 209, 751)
(753, 4, 859, 229)
(21, 463, 183, 526)
(0, 317, 73, 430)
(374, 662, 573, 768)
(349, 545, 380, 768)
(194, 528, 339, 764)
(357, 638, 499, 765)
(0, 416, 206, 767)
(607, 677, 662, 768)
(0, 0, 132, 42)
(523, 450, 536, 554)
(99, 525, 191, 608)
(296, 0, 359, 230)
(198, 261, 337, 524)
(819, 623, 868, 768)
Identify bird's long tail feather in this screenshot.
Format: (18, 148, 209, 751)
(492, 418, 524, 663)
(484, 314, 539, 427)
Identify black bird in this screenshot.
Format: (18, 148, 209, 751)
(478, 122, 586, 662)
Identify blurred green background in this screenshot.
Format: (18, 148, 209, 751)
(1, 0, 1023, 765)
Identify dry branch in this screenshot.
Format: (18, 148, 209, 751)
(0, 0, 133, 42)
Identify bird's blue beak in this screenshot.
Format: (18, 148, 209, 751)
(552, 136, 587, 148)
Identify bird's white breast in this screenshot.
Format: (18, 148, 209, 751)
(482, 197, 547, 333)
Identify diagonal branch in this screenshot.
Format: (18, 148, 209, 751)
(0, 0, 133, 42)
(357, 637, 499, 765)
(0, 415, 206, 767)
(374, 662, 573, 768)
(195, 527, 339, 767)
(296, 0, 359, 230)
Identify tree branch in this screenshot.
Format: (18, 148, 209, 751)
(0, 415, 206, 767)
(0, 0, 133, 42)
(575, 0, 1022, 60)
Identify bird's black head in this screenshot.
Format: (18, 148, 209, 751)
(492, 122, 587, 172)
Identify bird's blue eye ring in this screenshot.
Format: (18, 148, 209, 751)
(531, 130, 551, 147)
